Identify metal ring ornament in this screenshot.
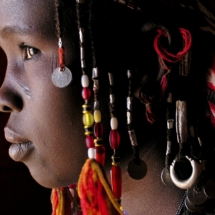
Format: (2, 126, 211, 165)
(170, 156, 202, 190)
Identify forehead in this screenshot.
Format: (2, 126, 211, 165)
(0, 0, 55, 37)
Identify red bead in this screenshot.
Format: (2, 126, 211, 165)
(111, 165, 122, 199)
(109, 129, 120, 150)
(82, 87, 91, 100)
(94, 122, 104, 138)
(95, 145, 105, 166)
(85, 135, 94, 148)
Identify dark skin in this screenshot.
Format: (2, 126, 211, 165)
(0, 0, 187, 214)
(0, 0, 86, 188)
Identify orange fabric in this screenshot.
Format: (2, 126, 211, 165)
(51, 187, 72, 215)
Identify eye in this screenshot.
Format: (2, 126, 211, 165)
(21, 45, 40, 60)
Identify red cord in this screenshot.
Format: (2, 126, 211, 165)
(58, 47, 65, 71)
(154, 28, 192, 63)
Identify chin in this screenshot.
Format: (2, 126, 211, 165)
(26, 163, 73, 188)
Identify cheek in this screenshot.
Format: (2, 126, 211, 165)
(22, 57, 87, 187)
(24, 89, 87, 187)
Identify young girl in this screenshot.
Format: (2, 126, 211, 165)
(0, 0, 214, 214)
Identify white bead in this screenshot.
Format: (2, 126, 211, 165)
(110, 117, 118, 130)
(88, 148, 95, 159)
(81, 75, 89, 87)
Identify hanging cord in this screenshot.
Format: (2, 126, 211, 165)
(138, 82, 158, 124)
(176, 191, 187, 215)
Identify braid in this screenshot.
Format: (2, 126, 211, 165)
(54, 0, 62, 39)
(88, 0, 97, 67)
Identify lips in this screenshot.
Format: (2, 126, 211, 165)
(4, 127, 33, 162)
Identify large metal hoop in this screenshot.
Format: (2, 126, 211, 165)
(170, 156, 202, 189)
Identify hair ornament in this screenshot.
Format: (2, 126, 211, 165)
(52, 0, 72, 88)
(52, 38, 73, 88)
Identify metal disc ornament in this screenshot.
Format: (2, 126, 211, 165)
(185, 197, 205, 213)
(203, 180, 215, 199)
(161, 167, 174, 186)
(52, 67, 72, 88)
(187, 186, 207, 205)
(127, 158, 147, 180)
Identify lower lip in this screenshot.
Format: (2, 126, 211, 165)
(9, 142, 34, 162)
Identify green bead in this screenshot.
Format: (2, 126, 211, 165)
(83, 112, 94, 126)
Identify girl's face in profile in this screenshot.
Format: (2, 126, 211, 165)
(0, 0, 86, 188)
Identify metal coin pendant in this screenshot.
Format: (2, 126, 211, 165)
(127, 158, 147, 180)
(185, 197, 205, 213)
(187, 186, 207, 205)
(52, 67, 72, 88)
(161, 167, 174, 186)
(203, 180, 215, 199)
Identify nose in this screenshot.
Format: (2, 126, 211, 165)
(0, 86, 23, 112)
(0, 50, 23, 113)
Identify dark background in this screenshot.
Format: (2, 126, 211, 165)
(0, 49, 52, 215)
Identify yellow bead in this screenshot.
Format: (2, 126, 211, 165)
(94, 110, 101, 122)
(83, 112, 94, 126)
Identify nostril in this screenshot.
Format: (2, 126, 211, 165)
(0, 88, 23, 113)
(3, 106, 12, 112)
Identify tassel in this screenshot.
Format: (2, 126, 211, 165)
(78, 159, 123, 215)
(160, 74, 169, 97)
(51, 187, 72, 215)
(208, 101, 215, 129)
(145, 103, 157, 124)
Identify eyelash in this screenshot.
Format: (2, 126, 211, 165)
(20, 44, 40, 60)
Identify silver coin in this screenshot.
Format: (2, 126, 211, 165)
(185, 197, 205, 212)
(161, 167, 174, 186)
(127, 159, 147, 180)
(203, 180, 215, 199)
(52, 67, 72, 88)
(187, 186, 207, 205)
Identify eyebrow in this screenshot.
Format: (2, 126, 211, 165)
(0, 25, 30, 38)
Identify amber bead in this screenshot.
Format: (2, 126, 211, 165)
(94, 110, 101, 122)
(82, 87, 91, 100)
(109, 129, 120, 149)
(83, 112, 94, 126)
(111, 165, 122, 199)
(95, 145, 105, 166)
(85, 135, 95, 148)
(94, 122, 104, 138)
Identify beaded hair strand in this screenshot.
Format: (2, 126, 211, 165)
(76, 1, 123, 214)
(88, 0, 106, 166)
